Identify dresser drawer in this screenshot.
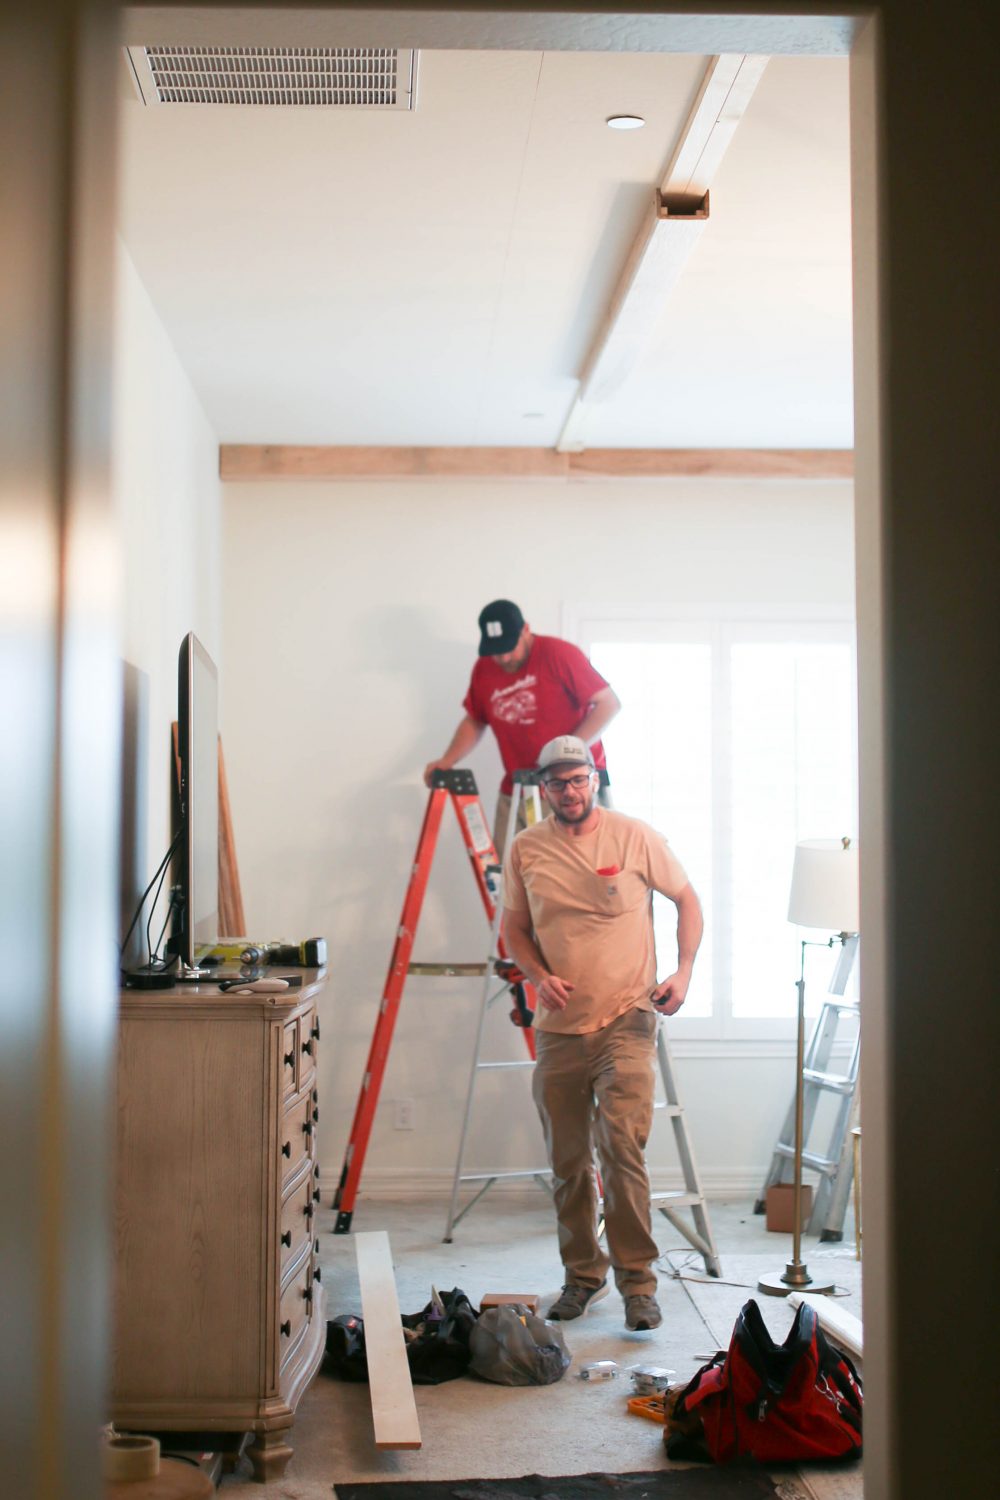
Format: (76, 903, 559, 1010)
(278, 1255, 314, 1368)
(280, 1092, 314, 1188)
(280, 1171, 316, 1276)
(298, 1006, 319, 1088)
(281, 1021, 298, 1101)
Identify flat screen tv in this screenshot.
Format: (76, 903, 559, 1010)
(176, 631, 219, 973)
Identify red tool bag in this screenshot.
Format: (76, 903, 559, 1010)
(665, 1298, 863, 1464)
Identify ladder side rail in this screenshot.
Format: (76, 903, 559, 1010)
(814, 1080, 862, 1240)
(652, 1023, 721, 1276)
(333, 786, 450, 1230)
(447, 777, 538, 1057)
(808, 1028, 861, 1235)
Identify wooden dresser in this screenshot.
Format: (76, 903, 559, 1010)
(111, 972, 328, 1481)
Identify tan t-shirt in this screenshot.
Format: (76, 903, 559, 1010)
(502, 808, 690, 1034)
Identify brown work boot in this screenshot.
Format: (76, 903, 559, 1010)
(624, 1293, 662, 1331)
(546, 1281, 609, 1321)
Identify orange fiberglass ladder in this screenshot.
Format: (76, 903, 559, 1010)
(332, 768, 537, 1234)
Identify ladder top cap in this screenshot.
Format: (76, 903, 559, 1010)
(431, 769, 479, 793)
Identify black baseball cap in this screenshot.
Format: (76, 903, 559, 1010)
(477, 599, 525, 656)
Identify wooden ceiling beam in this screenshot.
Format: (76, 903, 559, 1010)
(220, 445, 853, 482)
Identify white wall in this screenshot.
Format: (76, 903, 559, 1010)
(112, 243, 221, 950)
(220, 477, 854, 1206)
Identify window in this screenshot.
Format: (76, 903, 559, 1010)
(568, 606, 858, 1039)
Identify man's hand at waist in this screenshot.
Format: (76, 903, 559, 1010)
(533, 972, 576, 1012)
(651, 967, 691, 1016)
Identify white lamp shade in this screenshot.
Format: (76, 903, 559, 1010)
(788, 838, 860, 932)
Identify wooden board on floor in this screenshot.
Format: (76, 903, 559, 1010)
(355, 1230, 422, 1450)
(787, 1291, 863, 1360)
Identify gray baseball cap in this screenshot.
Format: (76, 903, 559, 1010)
(536, 735, 595, 773)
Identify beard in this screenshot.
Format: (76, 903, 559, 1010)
(550, 789, 597, 825)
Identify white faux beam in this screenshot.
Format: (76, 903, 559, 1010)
(557, 53, 769, 452)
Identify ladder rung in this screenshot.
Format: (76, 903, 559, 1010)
(775, 1143, 838, 1174)
(650, 1190, 702, 1208)
(653, 1102, 682, 1116)
(407, 962, 488, 976)
(476, 1060, 534, 1071)
(802, 1067, 855, 1093)
(818, 998, 860, 1013)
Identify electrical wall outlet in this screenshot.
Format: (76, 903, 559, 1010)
(394, 1097, 415, 1130)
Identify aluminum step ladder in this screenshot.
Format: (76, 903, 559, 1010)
(646, 1020, 722, 1277)
(445, 771, 552, 1240)
(754, 935, 860, 1241)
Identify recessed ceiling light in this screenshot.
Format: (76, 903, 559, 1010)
(607, 114, 645, 130)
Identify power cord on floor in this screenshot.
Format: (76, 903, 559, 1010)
(656, 1246, 853, 1297)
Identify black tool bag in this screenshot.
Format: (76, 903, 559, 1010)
(325, 1287, 479, 1386)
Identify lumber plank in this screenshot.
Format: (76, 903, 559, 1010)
(787, 1291, 864, 1360)
(355, 1231, 421, 1450)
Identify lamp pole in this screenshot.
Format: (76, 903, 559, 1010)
(758, 938, 836, 1295)
(759, 836, 859, 1296)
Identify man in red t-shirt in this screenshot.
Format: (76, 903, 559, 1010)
(423, 599, 621, 856)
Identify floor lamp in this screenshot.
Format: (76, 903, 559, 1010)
(759, 836, 860, 1297)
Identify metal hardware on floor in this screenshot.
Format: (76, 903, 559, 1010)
(445, 770, 553, 1240)
(332, 769, 537, 1234)
(754, 934, 861, 1241)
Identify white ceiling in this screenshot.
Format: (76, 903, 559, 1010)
(117, 48, 853, 450)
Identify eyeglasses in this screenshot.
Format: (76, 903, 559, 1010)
(543, 772, 594, 793)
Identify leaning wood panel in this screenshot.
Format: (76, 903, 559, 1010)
(355, 1231, 421, 1450)
(218, 737, 247, 938)
(221, 444, 854, 482)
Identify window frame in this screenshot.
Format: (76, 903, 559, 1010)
(563, 601, 858, 1046)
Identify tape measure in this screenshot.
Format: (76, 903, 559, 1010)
(627, 1394, 667, 1423)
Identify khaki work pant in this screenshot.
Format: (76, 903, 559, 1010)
(532, 1006, 660, 1297)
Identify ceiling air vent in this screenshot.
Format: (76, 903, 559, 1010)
(124, 46, 417, 109)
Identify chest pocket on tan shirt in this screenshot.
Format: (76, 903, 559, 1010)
(592, 868, 646, 917)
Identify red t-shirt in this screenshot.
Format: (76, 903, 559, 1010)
(463, 634, 610, 794)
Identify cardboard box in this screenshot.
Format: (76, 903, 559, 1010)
(479, 1293, 540, 1313)
(765, 1183, 814, 1232)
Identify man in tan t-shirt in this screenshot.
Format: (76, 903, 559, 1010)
(502, 734, 703, 1333)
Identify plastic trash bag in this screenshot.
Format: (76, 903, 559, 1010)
(469, 1303, 571, 1386)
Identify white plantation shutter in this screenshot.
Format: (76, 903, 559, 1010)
(588, 615, 857, 1033)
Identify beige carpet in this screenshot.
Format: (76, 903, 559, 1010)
(214, 1200, 861, 1500)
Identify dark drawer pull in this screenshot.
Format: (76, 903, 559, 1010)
(280, 1320, 291, 1338)
(303, 1120, 312, 1137)
(312, 1107, 319, 1123)
(313, 1188, 321, 1203)
(284, 1051, 295, 1068)
(314, 1265, 322, 1282)
(281, 1141, 291, 1158)
(311, 1020, 321, 1041)
(281, 1230, 292, 1248)
(302, 1039, 313, 1057)
(303, 1287, 313, 1306)
(312, 1088, 318, 1104)
(315, 1238, 320, 1254)
(304, 1202, 314, 1220)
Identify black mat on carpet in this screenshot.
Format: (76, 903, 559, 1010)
(333, 1471, 782, 1499)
